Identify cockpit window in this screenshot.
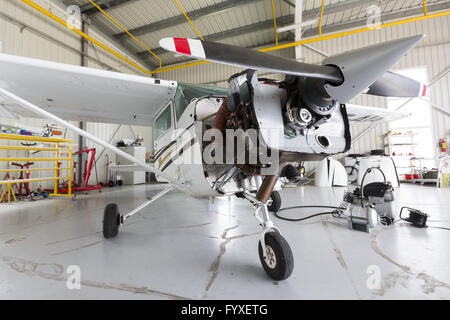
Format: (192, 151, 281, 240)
(174, 83, 228, 121)
(154, 104, 172, 139)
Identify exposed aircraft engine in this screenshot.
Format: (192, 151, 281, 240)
(217, 69, 351, 170)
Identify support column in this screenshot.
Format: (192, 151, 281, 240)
(294, 0, 303, 61)
(78, 18, 88, 185)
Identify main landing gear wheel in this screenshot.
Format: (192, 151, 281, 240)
(258, 231, 294, 281)
(345, 166, 358, 183)
(267, 191, 281, 212)
(103, 203, 121, 238)
(380, 215, 393, 226)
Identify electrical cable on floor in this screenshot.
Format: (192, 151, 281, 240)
(427, 226, 450, 231)
(395, 219, 450, 231)
(274, 205, 343, 222)
(274, 204, 450, 231)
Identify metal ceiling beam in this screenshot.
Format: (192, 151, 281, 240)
(135, 0, 391, 60)
(114, 0, 264, 41)
(137, 15, 294, 60)
(156, 1, 449, 68)
(80, 0, 138, 15)
(57, 0, 155, 69)
(117, 0, 388, 41)
(301, 1, 450, 38)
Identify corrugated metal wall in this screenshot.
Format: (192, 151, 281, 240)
(0, 0, 153, 188)
(158, 15, 450, 172)
(0, 0, 448, 190)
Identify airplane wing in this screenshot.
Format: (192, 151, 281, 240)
(0, 53, 177, 126)
(345, 104, 410, 123)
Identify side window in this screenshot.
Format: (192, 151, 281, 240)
(154, 104, 172, 139)
(174, 86, 188, 121)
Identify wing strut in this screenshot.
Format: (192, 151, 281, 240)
(0, 88, 184, 190)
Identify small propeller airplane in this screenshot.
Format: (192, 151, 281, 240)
(0, 34, 426, 281)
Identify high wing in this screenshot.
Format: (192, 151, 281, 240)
(345, 104, 410, 123)
(0, 53, 177, 126)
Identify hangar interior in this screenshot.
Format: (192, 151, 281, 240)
(0, 0, 449, 299)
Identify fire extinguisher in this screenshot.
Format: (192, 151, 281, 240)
(440, 138, 447, 153)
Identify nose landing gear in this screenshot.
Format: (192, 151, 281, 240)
(254, 203, 294, 281)
(243, 174, 294, 280)
(258, 230, 294, 281)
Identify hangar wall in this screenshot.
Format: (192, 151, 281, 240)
(0, 0, 448, 187)
(0, 0, 153, 188)
(158, 15, 450, 172)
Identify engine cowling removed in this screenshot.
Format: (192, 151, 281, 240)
(212, 70, 350, 173)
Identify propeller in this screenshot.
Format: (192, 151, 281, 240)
(159, 35, 425, 103)
(367, 71, 427, 98)
(159, 38, 343, 83)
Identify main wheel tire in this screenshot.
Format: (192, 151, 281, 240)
(345, 166, 358, 183)
(103, 203, 120, 238)
(380, 215, 393, 226)
(267, 191, 281, 212)
(258, 231, 294, 281)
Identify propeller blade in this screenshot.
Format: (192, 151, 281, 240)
(366, 71, 427, 97)
(322, 35, 424, 103)
(159, 38, 343, 83)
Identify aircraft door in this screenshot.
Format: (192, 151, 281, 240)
(153, 101, 180, 182)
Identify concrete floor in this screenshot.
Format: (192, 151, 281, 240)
(0, 183, 449, 300)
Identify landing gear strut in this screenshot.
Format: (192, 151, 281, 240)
(243, 175, 294, 280)
(102, 186, 174, 239)
(255, 204, 294, 280)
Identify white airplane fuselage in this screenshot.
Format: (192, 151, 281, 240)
(153, 95, 267, 197)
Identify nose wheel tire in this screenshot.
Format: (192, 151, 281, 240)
(267, 191, 281, 212)
(258, 231, 294, 281)
(103, 203, 121, 238)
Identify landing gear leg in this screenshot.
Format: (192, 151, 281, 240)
(102, 185, 174, 239)
(255, 204, 294, 281)
(245, 175, 294, 280)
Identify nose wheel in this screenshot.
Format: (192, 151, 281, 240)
(258, 231, 294, 281)
(242, 188, 294, 281)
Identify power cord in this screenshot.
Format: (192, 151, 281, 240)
(274, 205, 343, 222)
(274, 204, 450, 231)
(427, 226, 450, 231)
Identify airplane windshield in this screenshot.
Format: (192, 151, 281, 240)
(174, 83, 228, 121)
